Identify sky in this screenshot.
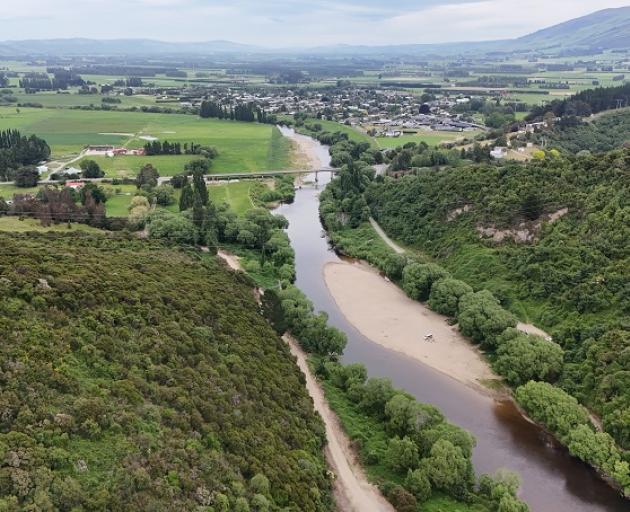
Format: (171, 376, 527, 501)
(1, 0, 629, 46)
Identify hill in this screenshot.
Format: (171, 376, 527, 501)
(515, 6, 630, 51)
(363, 151, 629, 450)
(1, 8, 629, 57)
(0, 234, 332, 511)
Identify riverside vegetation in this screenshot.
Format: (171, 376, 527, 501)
(313, 123, 630, 498)
(119, 159, 531, 511)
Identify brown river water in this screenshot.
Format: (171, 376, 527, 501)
(274, 127, 628, 512)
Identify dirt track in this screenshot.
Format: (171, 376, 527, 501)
(284, 336, 395, 512)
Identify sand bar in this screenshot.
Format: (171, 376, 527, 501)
(324, 261, 497, 390)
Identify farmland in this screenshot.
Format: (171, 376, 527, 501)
(373, 130, 481, 149)
(0, 107, 293, 175)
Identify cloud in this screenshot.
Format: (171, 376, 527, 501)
(0, 0, 627, 45)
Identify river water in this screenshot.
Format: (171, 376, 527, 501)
(274, 128, 628, 512)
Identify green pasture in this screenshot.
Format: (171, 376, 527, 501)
(0, 107, 293, 173)
(13, 92, 157, 108)
(208, 180, 257, 215)
(373, 130, 479, 149)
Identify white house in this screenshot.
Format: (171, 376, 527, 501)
(36, 165, 48, 175)
(490, 147, 508, 159)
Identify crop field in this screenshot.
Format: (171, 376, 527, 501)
(0, 107, 293, 174)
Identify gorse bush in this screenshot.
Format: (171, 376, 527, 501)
(0, 234, 332, 511)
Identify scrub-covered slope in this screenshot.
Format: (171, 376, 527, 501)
(0, 234, 331, 511)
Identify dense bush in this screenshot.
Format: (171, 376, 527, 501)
(494, 329, 564, 386)
(277, 285, 347, 356)
(516, 381, 630, 495)
(317, 361, 530, 510)
(401, 263, 450, 302)
(0, 234, 333, 510)
(428, 277, 473, 317)
(458, 291, 517, 349)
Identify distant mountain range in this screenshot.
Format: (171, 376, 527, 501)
(0, 7, 629, 58)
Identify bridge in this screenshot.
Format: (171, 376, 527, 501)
(203, 168, 339, 181)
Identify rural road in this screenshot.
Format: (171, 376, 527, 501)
(284, 335, 395, 512)
(369, 217, 405, 254)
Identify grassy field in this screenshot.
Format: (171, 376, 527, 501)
(0, 107, 293, 174)
(373, 130, 480, 149)
(208, 181, 256, 215)
(13, 92, 158, 108)
(0, 216, 103, 233)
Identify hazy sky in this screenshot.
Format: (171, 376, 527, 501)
(1, 0, 628, 46)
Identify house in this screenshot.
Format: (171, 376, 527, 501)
(36, 165, 48, 175)
(64, 167, 82, 177)
(65, 181, 85, 190)
(490, 147, 507, 159)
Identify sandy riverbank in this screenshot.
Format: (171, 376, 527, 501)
(324, 261, 497, 390)
(284, 335, 395, 512)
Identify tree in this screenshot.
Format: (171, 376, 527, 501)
(14, 167, 39, 187)
(387, 485, 417, 512)
(421, 439, 474, 496)
(249, 474, 270, 496)
(179, 183, 194, 211)
(515, 381, 590, 440)
(428, 278, 473, 317)
(405, 468, 432, 502)
(154, 185, 175, 206)
(402, 263, 450, 302)
(457, 290, 517, 349)
(359, 378, 396, 417)
(192, 171, 209, 206)
(79, 183, 107, 205)
(136, 164, 159, 189)
(146, 211, 198, 245)
(382, 254, 407, 281)
(127, 195, 151, 228)
(185, 158, 210, 174)
(494, 329, 564, 386)
(385, 436, 419, 473)
(80, 159, 104, 179)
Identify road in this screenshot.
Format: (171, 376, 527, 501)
(0, 167, 339, 187)
(284, 335, 395, 512)
(369, 217, 405, 254)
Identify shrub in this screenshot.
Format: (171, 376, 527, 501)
(428, 278, 473, 317)
(457, 290, 517, 349)
(405, 468, 432, 502)
(494, 329, 564, 386)
(402, 263, 450, 302)
(387, 485, 417, 512)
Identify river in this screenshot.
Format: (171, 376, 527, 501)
(275, 127, 628, 512)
